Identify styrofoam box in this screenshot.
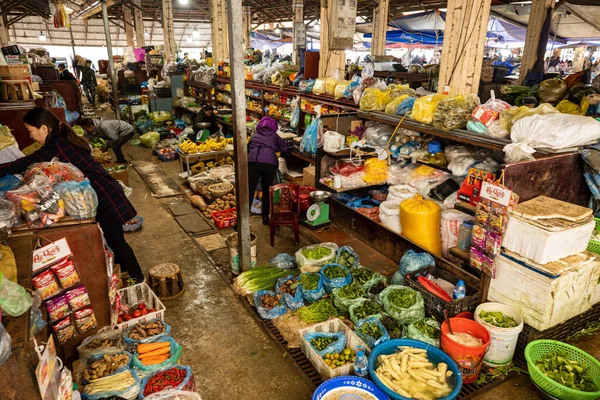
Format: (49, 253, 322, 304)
(113, 283, 166, 332)
(299, 318, 370, 380)
(488, 252, 600, 331)
(502, 216, 595, 264)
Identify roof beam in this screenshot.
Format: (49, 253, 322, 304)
(80, 0, 121, 20)
(7, 9, 36, 26)
(563, 3, 600, 34)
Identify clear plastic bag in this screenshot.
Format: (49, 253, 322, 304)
(24, 157, 84, 184)
(404, 318, 441, 347)
(355, 316, 390, 348)
(410, 94, 446, 124)
(253, 290, 288, 319)
(320, 264, 352, 293)
(335, 246, 360, 269)
(471, 92, 511, 127)
(380, 285, 425, 325)
(295, 243, 338, 273)
(29, 293, 46, 338)
(290, 97, 300, 129)
(0, 323, 11, 366)
(131, 336, 182, 376)
(54, 179, 98, 219)
(303, 331, 347, 357)
(299, 116, 322, 155)
(332, 284, 367, 312)
(275, 275, 304, 310)
(140, 131, 160, 148)
(345, 76, 361, 99)
(145, 389, 203, 400)
(0, 198, 18, 229)
(299, 79, 315, 93)
(348, 298, 383, 324)
(270, 253, 297, 269)
(0, 272, 32, 317)
(433, 94, 480, 131)
(391, 250, 435, 285)
(312, 78, 327, 95)
(82, 369, 141, 400)
(351, 267, 386, 293)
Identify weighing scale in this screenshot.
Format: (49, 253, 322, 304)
(194, 122, 211, 142)
(305, 190, 332, 229)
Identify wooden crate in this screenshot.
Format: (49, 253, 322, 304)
(0, 64, 30, 80)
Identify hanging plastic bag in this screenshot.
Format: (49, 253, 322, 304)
(345, 76, 361, 99)
(405, 318, 441, 347)
(360, 88, 392, 111)
(299, 272, 326, 303)
(380, 285, 425, 325)
(131, 336, 182, 376)
(396, 96, 416, 116)
(385, 94, 409, 114)
(312, 78, 327, 95)
(355, 316, 390, 348)
(433, 94, 480, 131)
(320, 264, 352, 293)
(145, 389, 203, 400)
(299, 114, 323, 156)
(411, 94, 446, 124)
(0, 272, 32, 317)
(0, 324, 11, 366)
(253, 289, 288, 319)
(391, 249, 436, 285)
(275, 275, 304, 310)
(290, 97, 301, 129)
(303, 331, 347, 357)
(54, 179, 98, 220)
(335, 246, 360, 269)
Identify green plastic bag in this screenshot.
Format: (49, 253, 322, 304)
(379, 285, 425, 325)
(404, 318, 441, 347)
(332, 282, 366, 313)
(350, 267, 386, 293)
(0, 272, 32, 317)
(349, 298, 383, 324)
(131, 336, 182, 377)
(140, 131, 160, 148)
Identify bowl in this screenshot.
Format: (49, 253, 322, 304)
(312, 376, 390, 400)
(368, 338, 463, 400)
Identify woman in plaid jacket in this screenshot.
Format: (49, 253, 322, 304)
(0, 108, 145, 284)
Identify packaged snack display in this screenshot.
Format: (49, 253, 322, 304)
(65, 286, 91, 310)
(74, 307, 97, 334)
(46, 295, 70, 322)
(53, 316, 77, 344)
(32, 269, 61, 300)
(54, 179, 98, 220)
(51, 258, 80, 289)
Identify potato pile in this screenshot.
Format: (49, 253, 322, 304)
(127, 320, 166, 341)
(81, 337, 119, 351)
(84, 353, 129, 381)
(203, 193, 236, 218)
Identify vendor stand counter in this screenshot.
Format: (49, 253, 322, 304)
(179, 146, 235, 172)
(1, 221, 112, 399)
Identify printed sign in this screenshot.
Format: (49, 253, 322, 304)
(480, 181, 512, 206)
(33, 238, 72, 272)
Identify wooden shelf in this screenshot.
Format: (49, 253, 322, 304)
(215, 99, 232, 106)
(247, 108, 263, 115)
(455, 201, 476, 216)
(246, 94, 262, 100)
(449, 246, 471, 263)
(300, 92, 358, 110)
(322, 149, 378, 160)
(268, 114, 291, 123)
(185, 81, 211, 90)
(214, 87, 230, 93)
(321, 182, 380, 193)
(291, 150, 315, 164)
(264, 98, 292, 106)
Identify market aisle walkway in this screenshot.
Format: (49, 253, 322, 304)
(121, 144, 313, 400)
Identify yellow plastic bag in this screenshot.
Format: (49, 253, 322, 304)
(360, 88, 392, 111)
(410, 94, 446, 125)
(556, 100, 582, 115)
(400, 194, 442, 256)
(499, 106, 529, 131)
(312, 78, 327, 95)
(363, 158, 388, 185)
(325, 78, 340, 96)
(334, 81, 350, 99)
(0, 245, 17, 283)
(388, 84, 416, 98)
(385, 94, 409, 114)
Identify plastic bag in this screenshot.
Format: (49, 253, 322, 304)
(131, 336, 182, 375)
(77, 329, 123, 361)
(351, 267, 386, 293)
(345, 76, 361, 99)
(330, 161, 365, 177)
(411, 94, 446, 124)
(325, 78, 340, 96)
(335, 246, 360, 269)
(253, 290, 287, 319)
(123, 319, 172, 348)
(499, 106, 529, 132)
(332, 284, 367, 312)
(355, 316, 390, 348)
(471, 92, 511, 127)
(320, 264, 352, 293)
(334, 83, 349, 99)
(270, 253, 297, 269)
(0, 174, 22, 194)
(389, 84, 416, 99)
(299, 272, 326, 303)
(82, 349, 133, 385)
(360, 88, 392, 111)
(276, 275, 304, 310)
(392, 164, 450, 195)
(401, 194, 442, 256)
(29, 293, 46, 337)
(380, 285, 425, 325)
(8, 174, 65, 227)
(364, 121, 395, 146)
(390, 250, 435, 285)
(54, 179, 98, 219)
(290, 97, 300, 129)
(349, 298, 383, 324)
(140, 131, 160, 148)
(363, 158, 388, 185)
(353, 76, 377, 105)
(396, 96, 416, 116)
(556, 99, 582, 115)
(405, 318, 441, 347)
(145, 389, 203, 400)
(139, 365, 195, 400)
(295, 243, 338, 273)
(24, 158, 84, 184)
(0, 271, 32, 317)
(433, 94, 480, 131)
(0, 198, 18, 229)
(379, 200, 402, 234)
(312, 78, 327, 95)
(539, 78, 568, 104)
(299, 116, 322, 155)
(303, 331, 346, 357)
(81, 369, 141, 400)
(385, 94, 409, 114)
(299, 79, 315, 93)
(0, 322, 11, 366)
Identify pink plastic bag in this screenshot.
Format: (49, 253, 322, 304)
(134, 48, 146, 62)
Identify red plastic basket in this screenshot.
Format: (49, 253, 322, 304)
(212, 207, 237, 228)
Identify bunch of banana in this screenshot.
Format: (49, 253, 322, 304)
(226, 138, 233, 144)
(207, 137, 227, 151)
(206, 161, 216, 168)
(180, 139, 202, 154)
(196, 141, 211, 152)
(191, 161, 206, 174)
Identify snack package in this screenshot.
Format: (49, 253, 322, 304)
(46, 295, 70, 322)
(51, 258, 80, 289)
(24, 158, 84, 184)
(74, 307, 97, 334)
(32, 269, 61, 300)
(65, 285, 91, 310)
(53, 316, 77, 344)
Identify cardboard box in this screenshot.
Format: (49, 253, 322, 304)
(303, 166, 315, 186)
(105, 163, 129, 186)
(0, 64, 30, 80)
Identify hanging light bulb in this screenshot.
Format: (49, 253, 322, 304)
(144, 30, 149, 38)
(178, 0, 188, 4)
(39, 31, 46, 41)
(192, 27, 200, 38)
(187, 36, 193, 43)
(274, 24, 281, 34)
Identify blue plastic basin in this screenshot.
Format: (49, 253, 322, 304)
(312, 376, 390, 400)
(368, 338, 463, 400)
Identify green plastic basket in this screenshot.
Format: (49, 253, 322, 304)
(585, 218, 600, 255)
(525, 340, 600, 400)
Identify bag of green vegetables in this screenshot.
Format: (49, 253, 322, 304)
(335, 246, 360, 269)
(320, 264, 351, 293)
(298, 272, 326, 303)
(405, 318, 441, 347)
(380, 285, 425, 325)
(349, 298, 383, 324)
(332, 282, 366, 313)
(295, 243, 338, 273)
(355, 316, 390, 348)
(350, 267, 386, 293)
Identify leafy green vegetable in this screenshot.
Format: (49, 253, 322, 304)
(73, 125, 85, 137)
(380, 315, 402, 338)
(414, 319, 441, 339)
(567, 321, 600, 343)
(536, 352, 598, 392)
(234, 265, 296, 293)
(479, 310, 518, 328)
(337, 251, 356, 268)
(336, 283, 366, 300)
(297, 298, 340, 323)
(475, 364, 527, 386)
(359, 321, 383, 340)
(387, 288, 417, 309)
(352, 300, 382, 321)
(302, 246, 332, 260)
(323, 265, 347, 280)
(350, 268, 374, 285)
(300, 273, 320, 291)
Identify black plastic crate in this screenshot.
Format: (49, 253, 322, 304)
(405, 266, 481, 321)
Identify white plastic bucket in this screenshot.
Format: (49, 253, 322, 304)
(475, 302, 524, 367)
(226, 232, 257, 275)
(323, 131, 345, 152)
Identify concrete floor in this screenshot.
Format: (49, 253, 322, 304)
(112, 138, 600, 400)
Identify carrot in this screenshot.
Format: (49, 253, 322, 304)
(137, 342, 170, 354)
(139, 346, 171, 359)
(140, 354, 169, 365)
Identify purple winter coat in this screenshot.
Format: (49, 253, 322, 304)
(248, 116, 290, 166)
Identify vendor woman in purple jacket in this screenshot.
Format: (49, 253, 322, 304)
(247, 116, 291, 225)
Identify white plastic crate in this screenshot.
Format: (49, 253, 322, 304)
(113, 283, 166, 332)
(298, 318, 370, 380)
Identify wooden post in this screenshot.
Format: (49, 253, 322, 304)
(371, 0, 389, 56)
(226, 0, 251, 272)
(318, 0, 346, 79)
(292, 0, 304, 65)
(242, 6, 252, 50)
(210, 0, 230, 61)
(0, 10, 9, 47)
(519, 0, 554, 84)
(572, 46, 586, 71)
(438, 0, 492, 95)
(101, 0, 120, 120)
(133, 0, 145, 47)
(162, 0, 177, 62)
(123, 5, 135, 49)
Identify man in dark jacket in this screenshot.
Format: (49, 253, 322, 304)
(193, 105, 222, 139)
(58, 64, 77, 81)
(80, 60, 97, 105)
(81, 118, 135, 164)
(247, 116, 290, 224)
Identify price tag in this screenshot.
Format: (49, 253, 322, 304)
(480, 181, 512, 207)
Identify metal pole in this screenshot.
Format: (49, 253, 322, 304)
(68, 25, 78, 78)
(227, 0, 251, 272)
(102, 0, 121, 120)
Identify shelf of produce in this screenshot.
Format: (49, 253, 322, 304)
(214, 87, 230, 93)
(301, 109, 354, 117)
(246, 94, 262, 100)
(247, 108, 263, 116)
(215, 99, 232, 106)
(299, 92, 358, 110)
(264, 98, 292, 106)
(322, 149, 378, 160)
(358, 111, 510, 152)
(185, 81, 211, 90)
(291, 150, 315, 164)
(179, 147, 235, 172)
(188, 94, 208, 102)
(268, 115, 291, 123)
(262, 84, 298, 95)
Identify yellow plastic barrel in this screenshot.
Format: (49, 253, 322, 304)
(400, 194, 442, 256)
